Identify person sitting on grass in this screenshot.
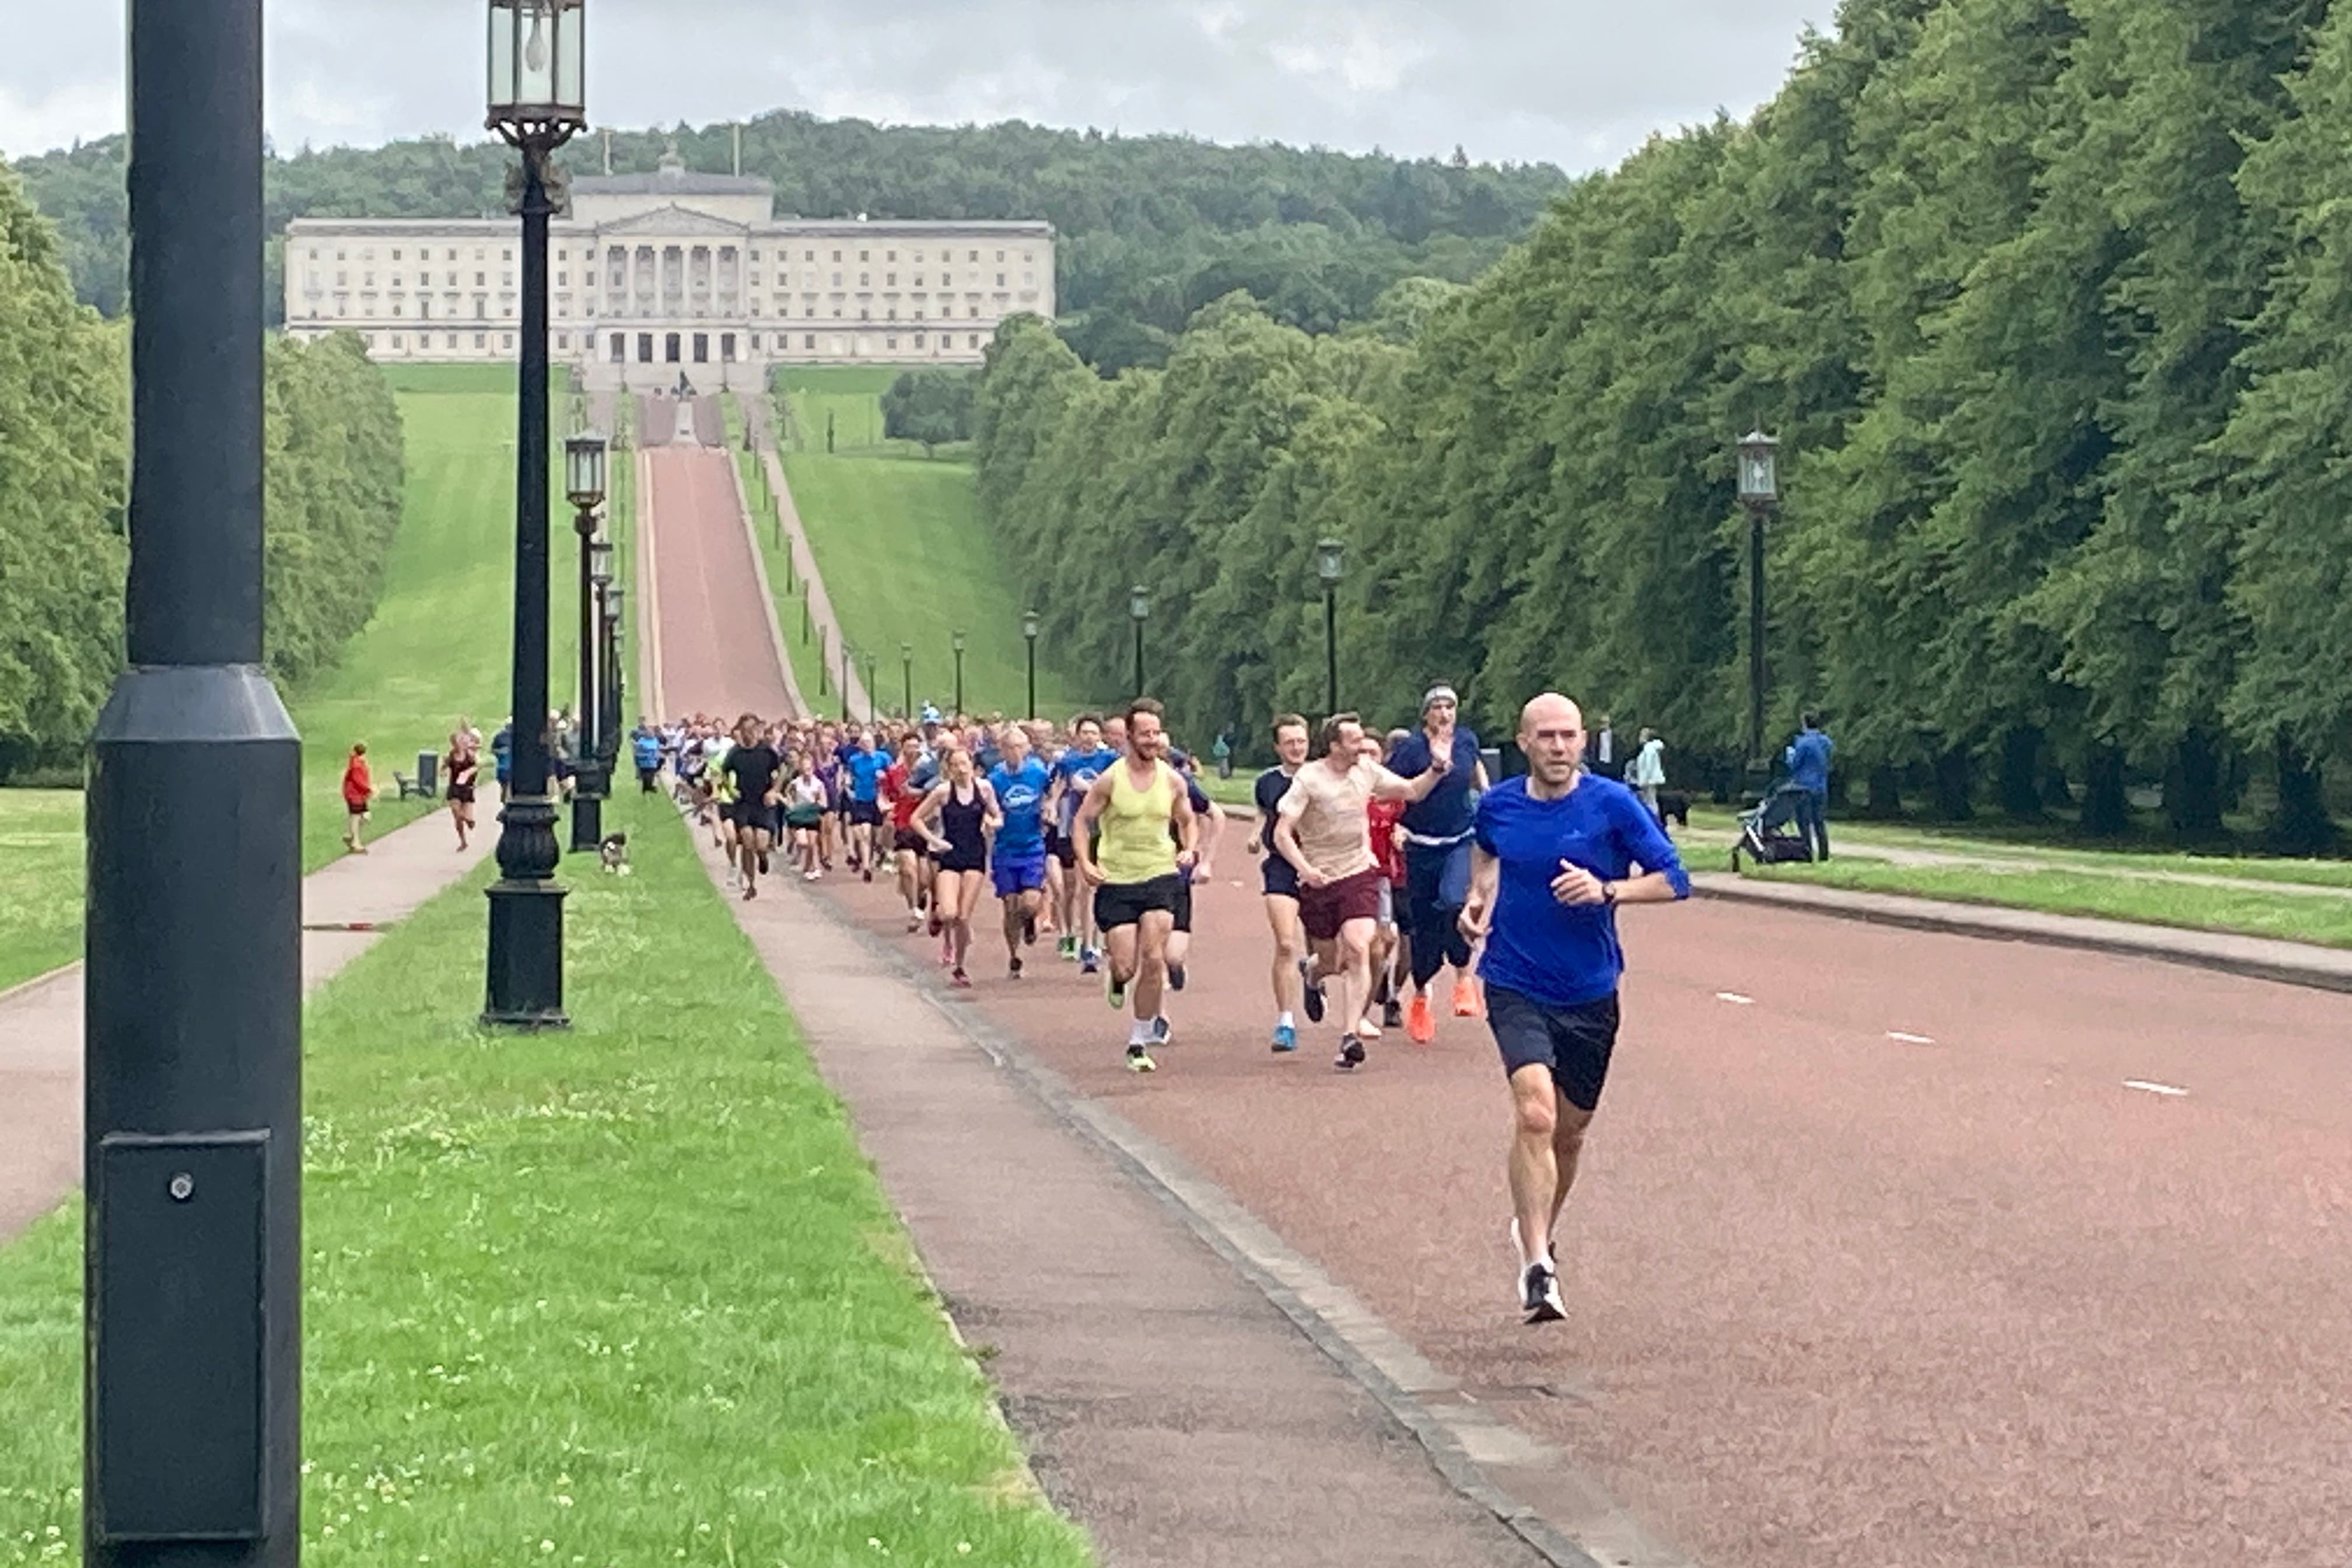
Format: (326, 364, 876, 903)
(341, 743, 373, 855)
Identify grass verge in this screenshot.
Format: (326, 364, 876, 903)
(0, 793, 78, 994)
(770, 369, 1101, 720)
(1749, 860, 2352, 949)
(0, 789, 1093, 1566)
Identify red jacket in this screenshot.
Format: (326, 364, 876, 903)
(341, 754, 373, 809)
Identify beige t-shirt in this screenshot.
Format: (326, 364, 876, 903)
(1277, 757, 1404, 881)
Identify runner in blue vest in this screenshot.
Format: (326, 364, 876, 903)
(985, 724, 1054, 979)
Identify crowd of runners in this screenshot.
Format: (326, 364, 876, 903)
(625, 684, 1689, 1325)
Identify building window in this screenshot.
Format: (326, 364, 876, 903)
(692, 332, 709, 363)
(750, 334, 761, 351)
(859, 307, 870, 321)
(556, 332, 570, 350)
(638, 332, 654, 363)
(996, 250, 1006, 262)
(390, 334, 403, 349)
(859, 250, 869, 262)
(914, 333, 925, 348)
(309, 247, 320, 260)
(392, 249, 403, 261)
(666, 332, 682, 363)
(722, 333, 737, 362)
(886, 337, 898, 351)
(475, 272, 486, 286)
(832, 250, 842, 262)
(475, 332, 488, 348)
(446, 333, 459, 349)
(501, 249, 511, 261)
(968, 334, 980, 348)
(502, 333, 515, 349)
(996, 274, 1006, 288)
(970, 250, 979, 262)
(806, 250, 816, 261)
(611, 334, 626, 363)
(556, 271, 567, 286)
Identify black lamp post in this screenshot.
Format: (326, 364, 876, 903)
(87, 4, 302, 1559)
(1737, 429, 1781, 796)
(1129, 584, 1150, 698)
(567, 433, 610, 853)
(1022, 607, 1041, 722)
(587, 564, 612, 764)
(901, 641, 914, 719)
(1315, 537, 1345, 718)
(865, 652, 880, 726)
(840, 640, 853, 723)
(601, 582, 625, 773)
(484, 0, 587, 1029)
(952, 629, 967, 718)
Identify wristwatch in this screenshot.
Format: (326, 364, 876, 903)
(1601, 881, 1619, 907)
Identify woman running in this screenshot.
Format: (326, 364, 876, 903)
(445, 732, 480, 851)
(916, 746, 1000, 988)
(784, 752, 829, 880)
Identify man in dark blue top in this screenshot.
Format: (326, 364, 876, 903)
(1385, 685, 1491, 1044)
(1462, 692, 1689, 1325)
(1784, 711, 1834, 862)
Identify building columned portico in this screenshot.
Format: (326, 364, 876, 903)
(282, 145, 1056, 388)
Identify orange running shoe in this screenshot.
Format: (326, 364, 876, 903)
(1406, 993, 1437, 1045)
(1452, 977, 1486, 1020)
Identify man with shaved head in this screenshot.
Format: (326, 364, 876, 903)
(1461, 692, 1690, 1324)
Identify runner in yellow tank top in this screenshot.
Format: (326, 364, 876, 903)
(1073, 698, 1198, 1073)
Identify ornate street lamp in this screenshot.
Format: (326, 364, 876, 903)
(1736, 429, 1781, 790)
(601, 581, 626, 772)
(484, 0, 588, 1028)
(1021, 607, 1041, 722)
(865, 652, 880, 726)
(901, 641, 914, 719)
(951, 628, 968, 718)
(1315, 537, 1345, 718)
(567, 432, 610, 855)
(1129, 584, 1151, 699)
(839, 640, 853, 723)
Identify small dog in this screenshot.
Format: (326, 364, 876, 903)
(1655, 790, 1692, 829)
(598, 832, 632, 875)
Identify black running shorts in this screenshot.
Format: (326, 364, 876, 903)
(850, 799, 882, 827)
(1486, 987, 1620, 1114)
(1093, 873, 1182, 933)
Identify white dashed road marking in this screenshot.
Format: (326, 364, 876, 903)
(2124, 1080, 2189, 1098)
(1715, 992, 1754, 1006)
(1887, 1031, 1936, 1045)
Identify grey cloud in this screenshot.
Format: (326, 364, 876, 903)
(2, 0, 1826, 173)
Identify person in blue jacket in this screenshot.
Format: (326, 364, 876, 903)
(631, 719, 664, 793)
(1784, 711, 1834, 863)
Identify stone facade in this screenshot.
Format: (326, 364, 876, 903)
(281, 149, 1056, 388)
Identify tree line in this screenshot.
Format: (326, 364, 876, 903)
(10, 111, 1568, 369)
(976, 0, 2352, 848)
(0, 164, 405, 780)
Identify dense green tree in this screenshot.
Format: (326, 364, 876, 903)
(881, 367, 976, 454)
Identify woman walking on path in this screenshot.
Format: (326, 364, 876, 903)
(340, 743, 373, 855)
(445, 733, 480, 851)
(916, 746, 1000, 988)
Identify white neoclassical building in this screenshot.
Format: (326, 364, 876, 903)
(282, 146, 1056, 388)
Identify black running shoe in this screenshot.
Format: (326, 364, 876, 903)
(1382, 998, 1404, 1031)
(1168, 963, 1186, 992)
(1300, 960, 1325, 1024)
(758, 851, 771, 876)
(1009, 955, 1024, 979)
(1522, 1262, 1566, 1324)
(1335, 1035, 1366, 1071)
(1022, 912, 1037, 946)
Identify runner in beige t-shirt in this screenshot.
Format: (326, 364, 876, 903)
(1272, 712, 1450, 1070)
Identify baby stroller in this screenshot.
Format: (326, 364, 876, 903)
(1732, 783, 1815, 870)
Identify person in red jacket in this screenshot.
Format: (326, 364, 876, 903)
(341, 743, 373, 855)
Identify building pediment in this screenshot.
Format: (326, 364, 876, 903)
(586, 204, 754, 239)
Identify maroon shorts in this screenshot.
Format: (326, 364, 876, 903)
(1298, 866, 1384, 942)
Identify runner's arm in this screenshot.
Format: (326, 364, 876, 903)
(1373, 755, 1451, 803)
(912, 783, 951, 847)
(981, 782, 1004, 835)
(1194, 797, 1227, 876)
(1171, 784, 1198, 868)
(1271, 803, 1320, 885)
(1070, 775, 1114, 881)
(1460, 846, 1501, 939)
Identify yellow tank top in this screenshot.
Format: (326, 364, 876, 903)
(1097, 758, 1178, 884)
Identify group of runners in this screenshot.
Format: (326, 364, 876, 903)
(632, 684, 1689, 1325)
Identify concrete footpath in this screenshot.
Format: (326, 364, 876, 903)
(0, 810, 494, 1244)
(707, 840, 1583, 1568)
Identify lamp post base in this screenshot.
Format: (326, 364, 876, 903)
(568, 763, 607, 852)
(483, 879, 570, 1028)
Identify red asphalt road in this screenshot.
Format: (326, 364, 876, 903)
(808, 849, 2352, 1568)
(641, 443, 796, 722)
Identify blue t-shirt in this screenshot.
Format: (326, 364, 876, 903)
(845, 749, 890, 803)
(988, 758, 1051, 856)
(1786, 730, 1834, 793)
(1389, 726, 1483, 841)
(631, 730, 662, 770)
(1054, 746, 1119, 830)
(1475, 775, 1690, 1009)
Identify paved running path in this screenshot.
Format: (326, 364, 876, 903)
(758, 444, 873, 720)
(0, 809, 494, 1244)
(805, 845, 2352, 1568)
(637, 440, 802, 722)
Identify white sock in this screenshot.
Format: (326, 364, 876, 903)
(1278, 1010, 1294, 1029)
(1128, 1020, 1153, 1048)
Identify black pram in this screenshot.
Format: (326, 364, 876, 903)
(1732, 783, 1815, 870)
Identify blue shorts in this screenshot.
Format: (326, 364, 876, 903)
(1261, 856, 1300, 899)
(992, 850, 1049, 898)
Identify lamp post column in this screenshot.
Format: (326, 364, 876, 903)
(1735, 430, 1782, 801)
(568, 514, 607, 852)
(1129, 586, 1150, 699)
(952, 631, 967, 718)
(901, 643, 914, 719)
(88, 3, 302, 1560)
(1324, 587, 1339, 718)
(1023, 608, 1040, 723)
(484, 137, 569, 1027)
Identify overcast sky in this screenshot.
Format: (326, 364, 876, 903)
(1, 0, 1830, 174)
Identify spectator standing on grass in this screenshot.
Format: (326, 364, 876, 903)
(1629, 727, 1668, 827)
(632, 719, 663, 792)
(341, 743, 373, 855)
(1785, 712, 1834, 862)
(491, 719, 513, 803)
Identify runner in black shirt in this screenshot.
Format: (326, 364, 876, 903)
(722, 712, 783, 900)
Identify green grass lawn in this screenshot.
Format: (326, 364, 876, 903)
(1749, 859, 2352, 949)
(0, 790, 1094, 1566)
(0, 793, 79, 994)
(769, 369, 1101, 721)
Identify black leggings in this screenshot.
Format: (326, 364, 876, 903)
(1405, 841, 1474, 990)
